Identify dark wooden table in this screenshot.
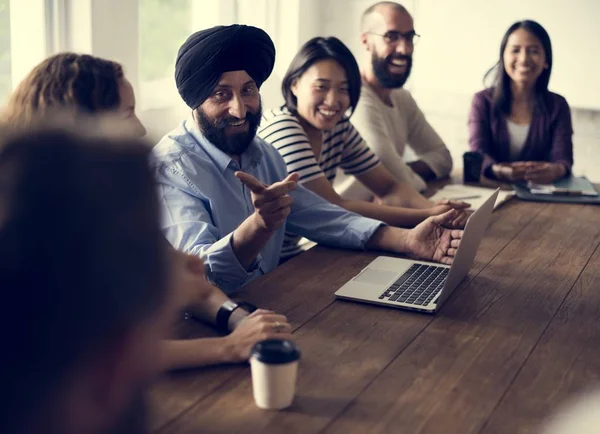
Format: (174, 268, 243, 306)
(150, 188, 600, 434)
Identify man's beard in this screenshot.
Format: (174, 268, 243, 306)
(371, 52, 413, 89)
(196, 102, 263, 156)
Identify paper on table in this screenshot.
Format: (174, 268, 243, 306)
(428, 185, 514, 211)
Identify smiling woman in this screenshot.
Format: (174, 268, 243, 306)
(468, 20, 574, 184)
(259, 36, 470, 260)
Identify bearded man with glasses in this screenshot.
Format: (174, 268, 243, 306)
(335, 1, 454, 197)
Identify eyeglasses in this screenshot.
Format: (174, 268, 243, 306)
(367, 30, 421, 46)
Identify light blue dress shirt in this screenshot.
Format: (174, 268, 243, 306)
(152, 118, 384, 294)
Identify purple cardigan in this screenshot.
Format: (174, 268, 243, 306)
(468, 88, 573, 178)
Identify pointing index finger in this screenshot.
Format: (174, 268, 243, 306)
(235, 171, 266, 194)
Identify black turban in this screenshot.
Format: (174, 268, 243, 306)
(175, 24, 276, 109)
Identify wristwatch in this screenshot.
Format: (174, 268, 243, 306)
(215, 300, 258, 333)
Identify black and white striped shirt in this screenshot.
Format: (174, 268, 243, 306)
(258, 106, 381, 258)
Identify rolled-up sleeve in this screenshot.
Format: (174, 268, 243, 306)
(157, 167, 264, 294)
(286, 184, 385, 249)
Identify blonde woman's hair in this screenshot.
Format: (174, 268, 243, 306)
(2, 52, 124, 128)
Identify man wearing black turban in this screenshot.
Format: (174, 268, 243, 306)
(174, 24, 275, 156)
(153, 24, 464, 294)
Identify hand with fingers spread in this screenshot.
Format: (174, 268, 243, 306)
(405, 209, 464, 265)
(224, 309, 293, 362)
(235, 171, 299, 232)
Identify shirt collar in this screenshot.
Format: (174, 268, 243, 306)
(184, 118, 264, 174)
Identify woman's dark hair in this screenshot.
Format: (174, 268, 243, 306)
(2, 53, 124, 128)
(282, 37, 362, 116)
(483, 20, 553, 115)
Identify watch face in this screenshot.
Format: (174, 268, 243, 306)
(223, 300, 238, 312)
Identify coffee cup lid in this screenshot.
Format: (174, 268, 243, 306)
(250, 339, 301, 365)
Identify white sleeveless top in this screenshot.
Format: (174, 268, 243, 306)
(506, 119, 530, 160)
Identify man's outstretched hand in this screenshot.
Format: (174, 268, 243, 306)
(406, 210, 464, 265)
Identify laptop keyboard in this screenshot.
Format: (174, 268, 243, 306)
(378, 264, 449, 306)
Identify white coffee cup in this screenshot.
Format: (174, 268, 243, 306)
(250, 339, 301, 410)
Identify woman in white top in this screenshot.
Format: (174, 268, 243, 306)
(259, 37, 468, 257)
(468, 20, 573, 183)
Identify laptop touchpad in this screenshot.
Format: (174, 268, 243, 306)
(354, 268, 398, 285)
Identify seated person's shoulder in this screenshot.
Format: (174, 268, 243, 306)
(474, 87, 494, 99)
(390, 88, 420, 110)
(392, 87, 413, 100)
(261, 106, 303, 129)
(254, 134, 288, 162)
(546, 91, 570, 110)
(471, 88, 494, 108)
(152, 121, 195, 163)
(151, 121, 216, 181)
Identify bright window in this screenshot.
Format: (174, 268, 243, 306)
(138, 0, 193, 109)
(0, 0, 11, 104)
(139, 0, 191, 82)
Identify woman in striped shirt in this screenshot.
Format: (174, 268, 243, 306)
(258, 37, 468, 258)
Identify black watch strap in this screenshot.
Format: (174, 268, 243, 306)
(237, 301, 258, 314)
(215, 300, 258, 333)
(216, 300, 239, 333)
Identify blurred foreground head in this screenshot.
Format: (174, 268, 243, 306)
(0, 123, 171, 434)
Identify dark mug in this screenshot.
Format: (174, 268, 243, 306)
(463, 152, 483, 183)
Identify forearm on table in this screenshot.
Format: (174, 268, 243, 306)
(341, 198, 430, 227)
(231, 214, 275, 270)
(186, 286, 250, 330)
(382, 182, 433, 209)
(366, 226, 410, 254)
(161, 337, 237, 371)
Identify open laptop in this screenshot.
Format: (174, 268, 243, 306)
(335, 189, 499, 313)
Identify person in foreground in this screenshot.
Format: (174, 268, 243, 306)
(153, 24, 464, 294)
(259, 36, 469, 257)
(335, 1, 453, 198)
(1, 52, 292, 371)
(468, 20, 573, 184)
(0, 126, 174, 434)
